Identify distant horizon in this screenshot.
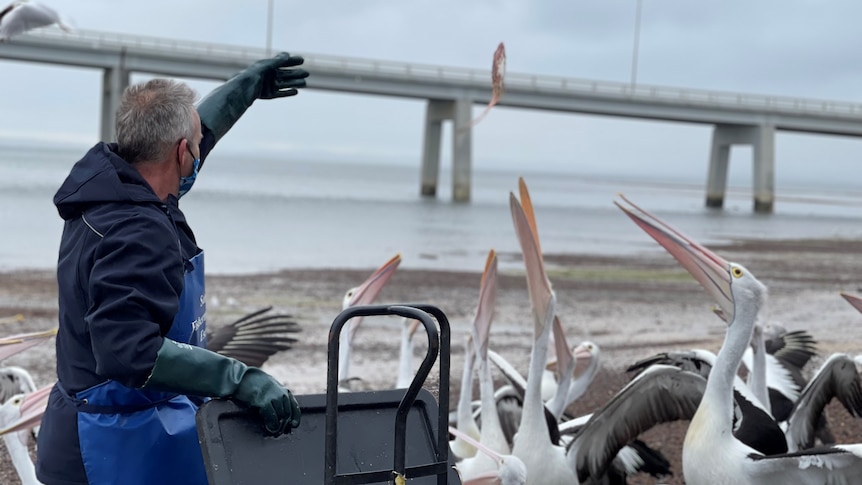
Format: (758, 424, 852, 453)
(3, 132, 861, 194)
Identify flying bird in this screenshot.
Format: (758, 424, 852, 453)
(0, 1, 72, 41)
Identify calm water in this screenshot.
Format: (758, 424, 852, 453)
(2, 144, 861, 274)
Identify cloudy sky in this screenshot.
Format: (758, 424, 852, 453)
(2, 0, 862, 186)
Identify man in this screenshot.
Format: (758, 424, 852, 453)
(37, 53, 309, 485)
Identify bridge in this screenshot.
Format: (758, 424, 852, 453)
(4, 29, 862, 212)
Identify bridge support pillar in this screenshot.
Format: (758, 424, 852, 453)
(100, 65, 130, 142)
(705, 123, 775, 213)
(420, 98, 472, 202)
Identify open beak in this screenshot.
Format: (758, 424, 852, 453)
(407, 319, 420, 340)
(472, 250, 498, 361)
(511, 178, 554, 338)
(0, 383, 53, 437)
(615, 195, 735, 323)
(345, 253, 402, 342)
(841, 292, 862, 314)
(547, 316, 573, 381)
(347, 253, 402, 307)
(0, 328, 58, 361)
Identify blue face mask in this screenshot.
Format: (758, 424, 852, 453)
(178, 144, 200, 199)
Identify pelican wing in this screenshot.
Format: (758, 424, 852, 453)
(572, 364, 706, 482)
(626, 350, 713, 379)
(744, 445, 862, 483)
(785, 353, 862, 451)
(765, 330, 818, 371)
(207, 307, 300, 367)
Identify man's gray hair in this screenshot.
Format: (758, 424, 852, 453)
(116, 79, 199, 164)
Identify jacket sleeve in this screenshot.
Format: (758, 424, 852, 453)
(86, 211, 185, 388)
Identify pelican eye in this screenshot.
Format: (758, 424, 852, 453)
(731, 267, 744, 279)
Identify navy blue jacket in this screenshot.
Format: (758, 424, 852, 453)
(37, 132, 215, 484)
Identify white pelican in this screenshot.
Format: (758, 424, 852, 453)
(0, 384, 53, 485)
(337, 253, 401, 388)
(714, 308, 806, 419)
(450, 334, 481, 460)
(449, 425, 526, 485)
(617, 194, 862, 484)
(395, 318, 420, 389)
(508, 178, 575, 484)
(0, 366, 38, 404)
(0, 1, 71, 41)
(456, 250, 513, 481)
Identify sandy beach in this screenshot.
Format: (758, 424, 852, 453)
(1, 237, 862, 483)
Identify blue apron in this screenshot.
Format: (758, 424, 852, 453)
(71, 252, 208, 485)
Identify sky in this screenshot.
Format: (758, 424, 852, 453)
(3, 0, 862, 187)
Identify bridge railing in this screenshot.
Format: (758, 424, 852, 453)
(20, 27, 862, 117)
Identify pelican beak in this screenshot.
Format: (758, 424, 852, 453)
(511, 178, 554, 338)
(615, 195, 735, 323)
(572, 342, 594, 378)
(549, 316, 572, 381)
(0, 383, 53, 437)
(0, 328, 58, 361)
(343, 253, 402, 343)
(347, 253, 402, 307)
(472, 250, 498, 360)
(407, 319, 420, 339)
(841, 292, 862, 314)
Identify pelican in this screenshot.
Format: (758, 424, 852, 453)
(508, 178, 575, 484)
(0, 1, 71, 41)
(337, 254, 401, 388)
(455, 250, 514, 481)
(616, 194, 862, 483)
(395, 317, 420, 389)
(490, 335, 599, 424)
(714, 308, 807, 419)
(449, 426, 527, 485)
(207, 306, 300, 367)
(0, 366, 38, 403)
(450, 334, 481, 460)
(0, 384, 53, 485)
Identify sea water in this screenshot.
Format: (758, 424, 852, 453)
(2, 143, 861, 274)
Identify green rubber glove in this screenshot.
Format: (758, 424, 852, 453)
(142, 339, 301, 435)
(197, 52, 309, 142)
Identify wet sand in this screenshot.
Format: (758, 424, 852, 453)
(1, 237, 861, 483)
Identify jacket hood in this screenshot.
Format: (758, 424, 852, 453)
(54, 143, 163, 220)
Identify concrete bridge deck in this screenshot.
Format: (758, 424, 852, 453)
(3, 27, 862, 211)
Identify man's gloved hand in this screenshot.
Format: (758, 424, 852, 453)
(197, 52, 309, 143)
(254, 52, 309, 99)
(233, 367, 302, 434)
(142, 339, 301, 435)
